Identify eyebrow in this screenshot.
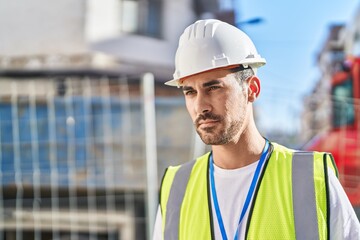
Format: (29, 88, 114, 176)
(182, 80, 222, 91)
(202, 80, 221, 87)
(182, 86, 193, 92)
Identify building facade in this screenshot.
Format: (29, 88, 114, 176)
(301, 4, 360, 144)
(0, 0, 231, 239)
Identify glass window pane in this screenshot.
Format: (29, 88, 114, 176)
(121, 0, 139, 33)
(332, 78, 355, 127)
(120, 0, 163, 38)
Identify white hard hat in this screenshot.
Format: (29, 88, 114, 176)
(165, 19, 266, 87)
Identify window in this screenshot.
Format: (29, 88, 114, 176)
(120, 0, 162, 38)
(332, 77, 355, 128)
(354, 32, 360, 57)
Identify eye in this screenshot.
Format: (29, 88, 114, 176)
(184, 90, 196, 96)
(208, 86, 221, 91)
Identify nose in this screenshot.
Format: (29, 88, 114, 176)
(194, 93, 212, 114)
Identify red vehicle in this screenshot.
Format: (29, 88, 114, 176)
(304, 57, 360, 212)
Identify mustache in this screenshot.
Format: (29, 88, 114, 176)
(194, 112, 223, 126)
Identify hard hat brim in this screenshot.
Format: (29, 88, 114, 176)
(164, 64, 240, 87)
(165, 60, 266, 87)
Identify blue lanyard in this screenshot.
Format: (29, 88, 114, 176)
(209, 140, 270, 240)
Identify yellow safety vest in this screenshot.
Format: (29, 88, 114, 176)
(160, 142, 338, 240)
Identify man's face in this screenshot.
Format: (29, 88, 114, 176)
(181, 68, 250, 145)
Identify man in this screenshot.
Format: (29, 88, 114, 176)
(153, 19, 360, 239)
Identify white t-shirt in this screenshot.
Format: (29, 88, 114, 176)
(152, 160, 360, 240)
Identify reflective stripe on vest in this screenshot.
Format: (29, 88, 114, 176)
(164, 160, 196, 239)
(160, 143, 337, 239)
(292, 152, 319, 239)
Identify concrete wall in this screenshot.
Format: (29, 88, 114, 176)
(85, 0, 121, 42)
(0, 0, 201, 80)
(0, 0, 87, 56)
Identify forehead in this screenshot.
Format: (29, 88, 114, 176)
(180, 68, 234, 87)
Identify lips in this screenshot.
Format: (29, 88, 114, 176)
(198, 120, 219, 128)
(195, 112, 223, 129)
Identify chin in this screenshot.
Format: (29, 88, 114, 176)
(197, 127, 231, 145)
(199, 134, 230, 145)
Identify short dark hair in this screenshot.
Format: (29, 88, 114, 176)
(230, 66, 255, 84)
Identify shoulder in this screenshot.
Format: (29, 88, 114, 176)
(268, 142, 294, 162)
(271, 142, 337, 167)
(270, 142, 297, 155)
(162, 152, 211, 179)
(160, 152, 211, 193)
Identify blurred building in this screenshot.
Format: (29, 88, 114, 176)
(301, 4, 360, 143)
(301, 24, 346, 142)
(0, 0, 235, 239)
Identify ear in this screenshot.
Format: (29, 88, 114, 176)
(247, 76, 261, 102)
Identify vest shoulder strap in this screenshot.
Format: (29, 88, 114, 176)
(246, 146, 335, 240)
(160, 152, 212, 240)
(163, 160, 196, 239)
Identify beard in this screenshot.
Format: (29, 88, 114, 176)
(195, 112, 241, 145)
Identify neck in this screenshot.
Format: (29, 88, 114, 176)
(211, 123, 266, 169)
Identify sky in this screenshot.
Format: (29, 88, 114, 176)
(233, 0, 359, 136)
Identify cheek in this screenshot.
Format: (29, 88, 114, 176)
(185, 99, 197, 121)
(224, 94, 246, 118)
